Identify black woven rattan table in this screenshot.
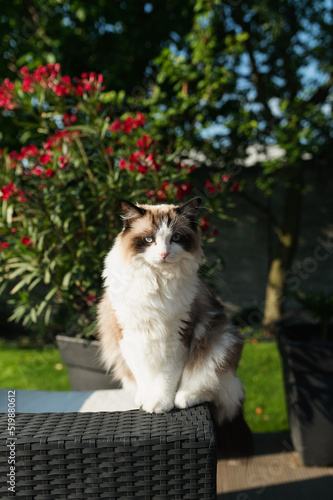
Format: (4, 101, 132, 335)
(0, 404, 216, 499)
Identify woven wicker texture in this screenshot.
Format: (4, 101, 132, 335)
(0, 404, 216, 499)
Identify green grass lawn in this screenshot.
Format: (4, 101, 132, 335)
(239, 340, 289, 433)
(0, 338, 288, 433)
(0, 339, 71, 391)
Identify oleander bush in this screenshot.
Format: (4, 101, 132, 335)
(0, 64, 228, 338)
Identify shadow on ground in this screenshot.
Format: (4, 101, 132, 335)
(217, 475, 333, 500)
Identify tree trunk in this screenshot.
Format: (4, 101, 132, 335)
(262, 166, 303, 330)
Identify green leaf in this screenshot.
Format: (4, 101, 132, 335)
(44, 305, 53, 325)
(62, 271, 72, 290)
(44, 286, 59, 303)
(99, 91, 117, 104)
(10, 274, 37, 296)
(44, 268, 51, 284)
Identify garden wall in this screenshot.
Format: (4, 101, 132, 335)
(213, 165, 333, 316)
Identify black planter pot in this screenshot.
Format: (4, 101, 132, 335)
(277, 324, 333, 466)
(56, 335, 121, 391)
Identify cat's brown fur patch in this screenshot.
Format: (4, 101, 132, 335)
(97, 293, 135, 386)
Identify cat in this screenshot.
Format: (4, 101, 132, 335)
(98, 197, 253, 456)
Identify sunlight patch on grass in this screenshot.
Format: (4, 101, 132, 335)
(238, 340, 289, 433)
(0, 340, 71, 391)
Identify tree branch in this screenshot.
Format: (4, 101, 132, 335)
(231, 10, 275, 124)
(308, 76, 333, 104)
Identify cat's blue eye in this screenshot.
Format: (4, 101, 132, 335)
(144, 236, 154, 244)
(171, 233, 181, 242)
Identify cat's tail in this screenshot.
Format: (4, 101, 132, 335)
(210, 405, 254, 459)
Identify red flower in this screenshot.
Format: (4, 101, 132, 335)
(31, 166, 43, 176)
(17, 190, 27, 202)
(53, 83, 71, 96)
(129, 151, 145, 163)
(110, 121, 122, 132)
(119, 159, 127, 170)
(20, 66, 29, 76)
(0, 242, 9, 249)
(176, 183, 193, 201)
(136, 135, 154, 150)
(145, 153, 160, 171)
(199, 216, 210, 232)
(76, 84, 84, 96)
(74, 72, 105, 93)
(63, 113, 77, 126)
(221, 174, 231, 183)
(39, 154, 51, 164)
(138, 164, 148, 174)
(21, 237, 31, 246)
(187, 165, 196, 174)
(204, 179, 221, 194)
(133, 112, 146, 128)
(61, 76, 71, 85)
(21, 145, 39, 157)
(123, 116, 134, 133)
(43, 130, 79, 152)
(1, 183, 16, 199)
(109, 113, 146, 134)
(58, 156, 69, 169)
(105, 146, 113, 155)
(87, 294, 97, 304)
(22, 77, 35, 93)
(45, 168, 56, 178)
(156, 189, 167, 201)
(209, 229, 218, 237)
(21, 64, 61, 94)
(147, 181, 170, 202)
(230, 181, 240, 192)
(0, 78, 17, 110)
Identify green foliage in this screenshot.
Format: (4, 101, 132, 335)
(148, 0, 332, 192)
(1, 65, 218, 337)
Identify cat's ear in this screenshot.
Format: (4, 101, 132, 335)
(119, 200, 146, 223)
(176, 197, 202, 218)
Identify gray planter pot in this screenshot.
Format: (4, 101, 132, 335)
(277, 324, 333, 466)
(56, 335, 121, 391)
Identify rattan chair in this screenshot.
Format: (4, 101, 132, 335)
(0, 404, 217, 499)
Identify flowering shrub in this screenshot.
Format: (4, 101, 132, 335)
(0, 64, 226, 337)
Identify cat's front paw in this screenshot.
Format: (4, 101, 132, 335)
(174, 390, 197, 409)
(141, 396, 174, 414)
(135, 390, 145, 408)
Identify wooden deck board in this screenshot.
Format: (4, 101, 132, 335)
(217, 433, 333, 500)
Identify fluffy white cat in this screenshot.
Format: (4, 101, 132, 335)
(98, 197, 253, 455)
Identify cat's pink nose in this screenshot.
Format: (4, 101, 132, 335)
(161, 252, 169, 260)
